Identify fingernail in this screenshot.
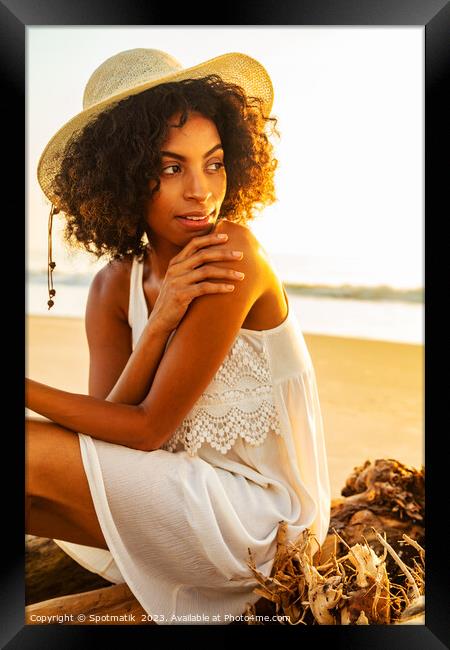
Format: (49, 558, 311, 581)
(234, 271, 245, 278)
(232, 251, 243, 258)
(217, 234, 228, 239)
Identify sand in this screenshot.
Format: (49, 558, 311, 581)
(26, 315, 424, 500)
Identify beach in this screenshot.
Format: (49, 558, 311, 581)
(26, 315, 424, 500)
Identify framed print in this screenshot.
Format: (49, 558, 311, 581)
(3, 0, 449, 646)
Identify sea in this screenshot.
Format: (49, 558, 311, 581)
(25, 253, 424, 345)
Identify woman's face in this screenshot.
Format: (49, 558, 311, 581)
(146, 111, 227, 247)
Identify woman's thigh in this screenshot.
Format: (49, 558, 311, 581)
(25, 417, 108, 550)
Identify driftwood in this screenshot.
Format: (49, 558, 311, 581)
(26, 458, 425, 626)
(25, 535, 112, 605)
(244, 458, 425, 625)
(25, 583, 155, 625)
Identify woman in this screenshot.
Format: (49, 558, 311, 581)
(26, 48, 331, 624)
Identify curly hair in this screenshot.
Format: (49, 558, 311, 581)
(52, 74, 279, 261)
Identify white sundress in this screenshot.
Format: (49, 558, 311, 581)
(53, 255, 331, 625)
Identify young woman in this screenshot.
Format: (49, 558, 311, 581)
(26, 48, 331, 624)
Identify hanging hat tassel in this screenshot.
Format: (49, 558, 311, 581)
(47, 204, 59, 309)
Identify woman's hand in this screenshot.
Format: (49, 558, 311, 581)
(149, 232, 245, 334)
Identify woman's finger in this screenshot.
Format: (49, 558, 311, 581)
(169, 232, 228, 267)
(168, 248, 244, 278)
(190, 265, 245, 283)
(189, 282, 236, 297)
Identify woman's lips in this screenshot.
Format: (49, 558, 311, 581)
(175, 211, 214, 230)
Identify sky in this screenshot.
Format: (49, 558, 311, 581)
(26, 26, 423, 287)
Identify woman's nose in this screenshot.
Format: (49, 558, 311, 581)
(183, 171, 212, 202)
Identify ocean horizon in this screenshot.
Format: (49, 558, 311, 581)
(26, 268, 423, 302)
(26, 247, 423, 344)
(26, 271, 424, 345)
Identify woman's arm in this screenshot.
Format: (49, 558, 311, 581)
(25, 377, 149, 449)
(137, 224, 264, 451)
(104, 317, 170, 404)
(87, 232, 244, 406)
(84, 265, 171, 405)
(26, 229, 253, 451)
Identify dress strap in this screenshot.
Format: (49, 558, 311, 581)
(128, 256, 147, 349)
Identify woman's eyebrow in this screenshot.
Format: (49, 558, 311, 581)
(160, 144, 223, 161)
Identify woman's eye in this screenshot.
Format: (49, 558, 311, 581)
(162, 162, 224, 176)
(162, 164, 181, 175)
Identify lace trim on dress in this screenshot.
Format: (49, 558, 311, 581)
(160, 336, 281, 456)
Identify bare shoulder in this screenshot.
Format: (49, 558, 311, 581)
(214, 219, 268, 270)
(215, 220, 287, 330)
(85, 255, 135, 398)
(87, 255, 134, 321)
(214, 218, 260, 247)
(214, 219, 273, 284)
(91, 255, 133, 287)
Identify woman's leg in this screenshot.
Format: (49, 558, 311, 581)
(25, 417, 108, 550)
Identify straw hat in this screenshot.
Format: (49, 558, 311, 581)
(37, 48, 274, 207)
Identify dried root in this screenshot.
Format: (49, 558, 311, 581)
(244, 459, 425, 626)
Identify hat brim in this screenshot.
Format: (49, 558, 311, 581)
(37, 51, 274, 207)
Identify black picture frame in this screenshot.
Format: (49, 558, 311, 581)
(4, 0, 448, 646)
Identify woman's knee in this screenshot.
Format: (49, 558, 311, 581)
(25, 417, 78, 504)
(26, 419, 48, 503)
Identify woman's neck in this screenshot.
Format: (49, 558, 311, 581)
(145, 241, 181, 282)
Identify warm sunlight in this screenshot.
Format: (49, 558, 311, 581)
(25, 32, 426, 628)
(27, 26, 423, 342)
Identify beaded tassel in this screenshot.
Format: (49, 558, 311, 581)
(47, 204, 59, 309)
